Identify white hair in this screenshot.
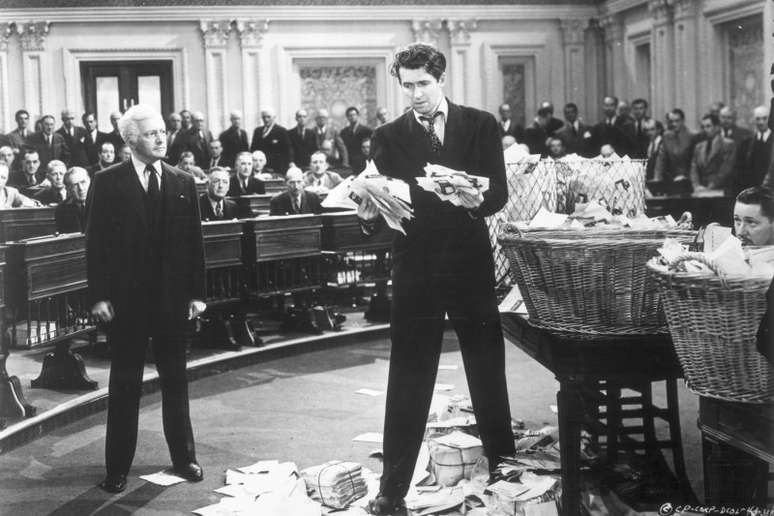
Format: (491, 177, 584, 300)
(118, 104, 162, 145)
(286, 166, 303, 180)
(753, 105, 770, 118)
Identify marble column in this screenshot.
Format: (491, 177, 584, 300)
(235, 19, 269, 132)
(16, 21, 50, 120)
(446, 19, 477, 105)
(0, 23, 11, 130)
(599, 14, 625, 98)
(199, 19, 232, 133)
(649, 0, 675, 120)
(560, 19, 589, 111)
(411, 19, 443, 46)
(673, 0, 699, 125)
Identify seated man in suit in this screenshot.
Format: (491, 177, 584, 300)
(0, 162, 37, 208)
(305, 151, 343, 194)
(205, 140, 224, 171)
(270, 167, 322, 216)
(228, 151, 266, 197)
(690, 113, 737, 193)
(55, 166, 90, 233)
(199, 167, 237, 221)
(176, 151, 207, 181)
(251, 150, 274, 180)
(9, 149, 47, 195)
(734, 186, 774, 246)
(86, 141, 115, 178)
(33, 160, 68, 205)
(0, 145, 18, 174)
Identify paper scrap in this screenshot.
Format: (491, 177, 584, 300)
(703, 224, 732, 253)
(525, 500, 560, 516)
(438, 364, 458, 371)
(434, 383, 454, 392)
(498, 285, 527, 314)
(139, 470, 187, 486)
(529, 207, 568, 229)
(238, 459, 280, 474)
(432, 431, 482, 449)
(352, 432, 384, 443)
(355, 388, 383, 397)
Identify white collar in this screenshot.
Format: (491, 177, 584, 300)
(413, 97, 448, 125)
(131, 154, 162, 178)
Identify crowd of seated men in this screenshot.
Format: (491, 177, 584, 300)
(500, 97, 774, 197)
(0, 103, 391, 228)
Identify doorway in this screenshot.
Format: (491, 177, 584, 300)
(80, 60, 174, 131)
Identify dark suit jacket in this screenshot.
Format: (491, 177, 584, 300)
(86, 160, 205, 326)
(497, 120, 524, 142)
(288, 126, 318, 169)
(106, 130, 124, 161)
(554, 121, 593, 156)
(757, 277, 774, 364)
(689, 134, 737, 191)
(178, 128, 214, 167)
(199, 193, 238, 221)
(370, 99, 506, 298)
(8, 169, 45, 193)
(591, 117, 635, 157)
(340, 123, 373, 167)
(33, 186, 67, 205)
(28, 132, 70, 170)
(250, 124, 291, 176)
(523, 122, 549, 156)
(55, 198, 87, 233)
(626, 118, 651, 159)
(269, 190, 322, 216)
(546, 117, 564, 136)
(313, 126, 349, 167)
(739, 132, 774, 192)
(81, 129, 110, 166)
(218, 126, 249, 169)
(5, 128, 30, 152)
(227, 175, 265, 197)
(56, 126, 88, 166)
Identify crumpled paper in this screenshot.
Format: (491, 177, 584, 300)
(417, 163, 489, 208)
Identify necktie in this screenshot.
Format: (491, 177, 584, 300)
(215, 201, 223, 218)
(419, 112, 443, 153)
(210, 158, 216, 169)
(759, 132, 764, 142)
(705, 137, 713, 159)
(263, 126, 270, 138)
(636, 121, 641, 137)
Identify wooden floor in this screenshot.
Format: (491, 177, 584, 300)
(0, 319, 706, 515)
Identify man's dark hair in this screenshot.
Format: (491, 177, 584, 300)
(346, 106, 359, 116)
(81, 111, 96, 124)
(390, 43, 446, 83)
(670, 108, 686, 121)
(702, 113, 720, 126)
(537, 106, 552, 118)
(737, 186, 774, 220)
(564, 102, 578, 111)
(41, 114, 55, 123)
(15, 109, 29, 120)
(631, 98, 648, 109)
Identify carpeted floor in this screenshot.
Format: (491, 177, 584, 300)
(0, 331, 703, 515)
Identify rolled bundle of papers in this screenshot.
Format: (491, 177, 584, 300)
(320, 160, 413, 234)
(300, 460, 368, 509)
(418, 163, 489, 207)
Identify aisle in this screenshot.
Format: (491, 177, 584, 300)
(0, 331, 701, 515)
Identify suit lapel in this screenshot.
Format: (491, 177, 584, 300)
(162, 163, 183, 234)
(120, 161, 148, 226)
(403, 113, 432, 173)
(442, 100, 464, 160)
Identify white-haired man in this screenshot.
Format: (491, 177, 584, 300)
(55, 167, 91, 233)
(86, 103, 206, 493)
(228, 151, 266, 196)
(250, 107, 291, 176)
(270, 166, 322, 216)
(741, 105, 773, 191)
(33, 160, 68, 205)
(218, 110, 249, 169)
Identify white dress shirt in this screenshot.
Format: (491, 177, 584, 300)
(131, 154, 162, 193)
(413, 96, 448, 145)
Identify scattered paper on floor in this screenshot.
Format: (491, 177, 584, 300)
(139, 470, 187, 486)
(352, 432, 383, 443)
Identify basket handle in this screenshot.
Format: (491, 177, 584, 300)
(668, 252, 726, 280)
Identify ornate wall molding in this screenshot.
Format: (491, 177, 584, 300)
(411, 18, 443, 45)
(199, 19, 232, 49)
(648, 0, 674, 24)
(559, 18, 588, 46)
(235, 18, 269, 48)
(599, 14, 624, 43)
(16, 21, 50, 51)
(0, 22, 12, 52)
(672, 0, 698, 20)
(446, 19, 477, 46)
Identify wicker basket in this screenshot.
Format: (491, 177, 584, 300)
(648, 256, 774, 403)
(498, 225, 697, 337)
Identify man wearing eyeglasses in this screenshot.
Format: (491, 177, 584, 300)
(86, 104, 206, 494)
(200, 167, 237, 220)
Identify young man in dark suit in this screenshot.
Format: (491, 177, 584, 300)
(358, 43, 515, 515)
(28, 114, 70, 170)
(288, 109, 318, 170)
(228, 151, 266, 197)
(218, 111, 249, 169)
(269, 167, 322, 215)
(86, 104, 206, 493)
(199, 167, 237, 221)
(81, 112, 109, 166)
(55, 166, 90, 233)
(340, 106, 373, 172)
(591, 95, 635, 157)
(250, 108, 291, 177)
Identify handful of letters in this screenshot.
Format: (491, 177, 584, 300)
(417, 163, 489, 207)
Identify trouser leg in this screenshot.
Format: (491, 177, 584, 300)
(105, 330, 148, 476)
(152, 328, 196, 466)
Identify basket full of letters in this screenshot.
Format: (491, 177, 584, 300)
(647, 233, 774, 403)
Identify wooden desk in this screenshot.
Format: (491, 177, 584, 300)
(501, 313, 690, 515)
(263, 178, 285, 194)
(699, 396, 774, 508)
(646, 194, 734, 227)
(0, 208, 56, 243)
(229, 194, 273, 218)
(4, 233, 97, 393)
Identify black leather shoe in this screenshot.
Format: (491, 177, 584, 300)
(173, 462, 203, 482)
(367, 494, 406, 515)
(99, 473, 127, 493)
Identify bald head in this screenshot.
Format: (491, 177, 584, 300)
(286, 167, 305, 195)
(260, 108, 275, 126)
(754, 105, 770, 133)
(719, 106, 736, 129)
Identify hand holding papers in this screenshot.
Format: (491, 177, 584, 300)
(320, 160, 413, 234)
(418, 163, 489, 210)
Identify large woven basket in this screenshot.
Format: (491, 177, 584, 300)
(648, 257, 774, 403)
(498, 225, 697, 337)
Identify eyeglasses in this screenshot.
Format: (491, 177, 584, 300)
(142, 129, 167, 138)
